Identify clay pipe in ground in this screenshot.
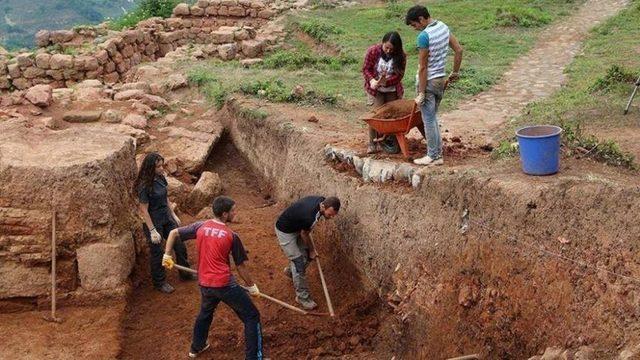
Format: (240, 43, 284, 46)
(309, 235, 335, 317)
(171, 264, 329, 317)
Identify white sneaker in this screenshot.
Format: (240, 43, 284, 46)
(413, 155, 444, 166)
(188, 343, 210, 358)
(295, 296, 318, 310)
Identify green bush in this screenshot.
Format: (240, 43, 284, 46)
(384, 0, 405, 19)
(494, 6, 552, 28)
(187, 67, 217, 87)
(109, 0, 182, 30)
(261, 50, 356, 70)
(297, 19, 343, 42)
(589, 65, 637, 93)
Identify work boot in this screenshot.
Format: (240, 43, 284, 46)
(154, 282, 175, 294)
(296, 296, 318, 310)
(188, 343, 210, 358)
(283, 266, 292, 279)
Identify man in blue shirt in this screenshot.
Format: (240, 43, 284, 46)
(406, 5, 464, 166)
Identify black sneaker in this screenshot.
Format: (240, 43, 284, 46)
(154, 282, 175, 294)
(188, 343, 210, 358)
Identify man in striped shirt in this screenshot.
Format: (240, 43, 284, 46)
(406, 5, 463, 166)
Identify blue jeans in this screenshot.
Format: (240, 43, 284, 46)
(192, 285, 263, 359)
(420, 77, 446, 159)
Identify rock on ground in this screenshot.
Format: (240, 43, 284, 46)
(25, 84, 52, 107)
(186, 171, 223, 213)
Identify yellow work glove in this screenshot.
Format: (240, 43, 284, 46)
(162, 254, 175, 269)
(415, 92, 425, 106)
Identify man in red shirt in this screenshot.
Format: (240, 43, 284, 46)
(162, 196, 263, 359)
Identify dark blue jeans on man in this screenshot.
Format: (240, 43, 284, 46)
(192, 284, 263, 359)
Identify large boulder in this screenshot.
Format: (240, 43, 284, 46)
(25, 84, 53, 108)
(155, 125, 223, 173)
(186, 171, 223, 213)
(0, 120, 138, 299)
(114, 89, 145, 101)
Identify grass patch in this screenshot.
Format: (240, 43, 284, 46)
(261, 50, 357, 71)
(240, 79, 339, 106)
(238, 108, 268, 121)
(561, 120, 637, 169)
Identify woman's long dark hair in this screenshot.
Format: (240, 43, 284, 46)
(382, 31, 405, 72)
(134, 152, 163, 193)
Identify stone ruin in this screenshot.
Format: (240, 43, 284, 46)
(0, 0, 290, 92)
(0, 120, 139, 301)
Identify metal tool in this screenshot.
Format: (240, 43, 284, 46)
(171, 264, 329, 317)
(624, 74, 640, 115)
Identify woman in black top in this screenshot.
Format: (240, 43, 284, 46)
(135, 152, 194, 293)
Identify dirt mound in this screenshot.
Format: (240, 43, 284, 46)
(0, 119, 139, 302)
(366, 99, 416, 120)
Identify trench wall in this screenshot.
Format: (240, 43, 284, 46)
(222, 99, 640, 357)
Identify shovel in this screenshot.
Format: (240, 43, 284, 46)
(172, 264, 329, 317)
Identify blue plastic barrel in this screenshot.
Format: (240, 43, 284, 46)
(515, 125, 563, 175)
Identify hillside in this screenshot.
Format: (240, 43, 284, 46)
(0, 0, 135, 50)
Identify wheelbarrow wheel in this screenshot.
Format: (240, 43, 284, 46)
(380, 136, 400, 154)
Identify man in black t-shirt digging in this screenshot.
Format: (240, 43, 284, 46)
(275, 196, 341, 310)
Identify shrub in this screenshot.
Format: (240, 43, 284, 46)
(109, 0, 182, 30)
(589, 65, 637, 93)
(494, 6, 552, 28)
(297, 19, 343, 42)
(385, 0, 404, 19)
(561, 120, 637, 169)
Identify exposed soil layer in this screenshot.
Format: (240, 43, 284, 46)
(222, 99, 640, 358)
(119, 136, 393, 359)
(0, 305, 124, 359)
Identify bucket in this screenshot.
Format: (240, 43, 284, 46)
(515, 125, 563, 175)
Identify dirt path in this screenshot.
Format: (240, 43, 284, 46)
(432, 0, 629, 146)
(119, 137, 389, 359)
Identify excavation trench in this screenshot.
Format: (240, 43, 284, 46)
(119, 99, 640, 359)
(119, 135, 392, 359)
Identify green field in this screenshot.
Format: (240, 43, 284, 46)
(183, 0, 584, 113)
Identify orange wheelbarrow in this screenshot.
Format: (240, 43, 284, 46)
(362, 102, 424, 158)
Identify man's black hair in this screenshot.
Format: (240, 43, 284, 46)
(323, 197, 341, 212)
(405, 5, 430, 25)
(212, 196, 235, 217)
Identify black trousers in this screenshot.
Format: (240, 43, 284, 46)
(142, 218, 191, 287)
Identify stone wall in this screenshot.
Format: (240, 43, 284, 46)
(0, 1, 281, 91)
